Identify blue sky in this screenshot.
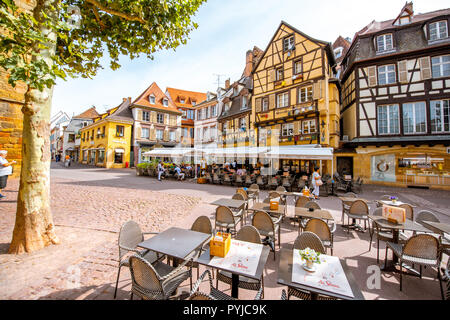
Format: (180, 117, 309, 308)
(52, 0, 449, 117)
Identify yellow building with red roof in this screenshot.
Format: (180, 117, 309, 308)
(165, 87, 206, 147)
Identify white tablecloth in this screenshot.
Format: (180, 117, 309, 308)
(292, 250, 354, 298)
(209, 240, 263, 277)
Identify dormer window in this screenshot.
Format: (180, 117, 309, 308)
(398, 16, 411, 25)
(377, 34, 393, 52)
(429, 21, 448, 41)
(192, 101, 196, 106)
(241, 96, 247, 110)
(334, 47, 343, 59)
(163, 98, 168, 107)
(180, 99, 185, 104)
(149, 95, 155, 104)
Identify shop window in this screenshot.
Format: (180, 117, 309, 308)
(98, 150, 105, 163)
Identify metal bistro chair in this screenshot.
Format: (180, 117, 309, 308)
(369, 207, 407, 263)
(232, 192, 248, 223)
(256, 175, 265, 190)
(216, 226, 265, 298)
(304, 218, 336, 256)
(223, 173, 233, 186)
(234, 174, 244, 187)
(342, 200, 370, 234)
(114, 220, 164, 299)
(268, 176, 279, 190)
(442, 258, 450, 300)
(252, 210, 282, 260)
(288, 232, 335, 300)
(215, 205, 241, 236)
(244, 175, 254, 188)
(190, 216, 213, 279)
(292, 196, 311, 227)
(399, 203, 414, 221)
(385, 234, 443, 296)
(189, 270, 263, 300)
(128, 253, 192, 300)
(248, 183, 259, 203)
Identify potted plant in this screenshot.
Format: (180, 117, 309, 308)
(299, 247, 321, 272)
(390, 196, 398, 204)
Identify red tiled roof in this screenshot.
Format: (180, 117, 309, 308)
(165, 87, 206, 109)
(132, 82, 181, 114)
(74, 106, 99, 119)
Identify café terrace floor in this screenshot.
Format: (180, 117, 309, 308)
(1, 163, 449, 300)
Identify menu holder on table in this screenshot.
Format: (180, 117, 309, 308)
(382, 205, 406, 224)
(210, 232, 231, 258)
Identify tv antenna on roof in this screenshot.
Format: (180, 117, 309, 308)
(213, 73, 226, 89)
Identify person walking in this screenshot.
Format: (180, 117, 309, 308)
(0, 150, 16, 199)
(157, 161, 165, 181)
(311, 167, 322, 200)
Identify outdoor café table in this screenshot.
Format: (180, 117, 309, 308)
(195, 239, 270, 298)
(277, 248, 364, 300)
(137, 227, 211, 267)
(377, 199, 416, 207)
(210, 198, 245, 210)
(368, 215, 433, 272)
(249, 202, 285, 218)
(420, 221, 450, 235)
(294, 207, 334, 221)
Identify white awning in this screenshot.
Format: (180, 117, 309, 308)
(203, 147, 267, 158)
(115, 148, 125, 153)
(264, 146, 333, 160)
(143, 148, 198, 157)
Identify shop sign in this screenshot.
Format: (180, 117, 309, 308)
(371, 154, 396, 182)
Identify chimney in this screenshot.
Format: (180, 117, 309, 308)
(243, 50, 254, 77)
(225, 78, 230, 90)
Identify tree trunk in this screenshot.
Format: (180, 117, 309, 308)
(8, 0, 60, 254)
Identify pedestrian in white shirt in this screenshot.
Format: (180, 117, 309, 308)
(157, 161, 165, 181)
(175, 166, 185, 180)
(311, 167, 322, 199)
(0, 150, 16, 199)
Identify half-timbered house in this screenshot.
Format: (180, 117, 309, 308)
(251, 21, 339, 175)
(339, 2, 450, 189)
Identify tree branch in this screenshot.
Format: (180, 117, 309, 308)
(90, 5, 106, 29)
(84, 0, 146, 24)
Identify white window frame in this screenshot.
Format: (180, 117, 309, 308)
(169, 131, 176, 141)
(276, 68, 283, 81)
(402, 102, 427, 135)
(149, 95, 155, 104)
(142, 111, 150, 122)
(282, 123, 294, 136)
(430, 99, 450, 133)
(141, 127, 150, 139)
(376, 34, 394, 52)
(241, 96, 247, 110)
(378, 64, 396, 85)
(211, 105, 217, 117)
(283, 35, 294, 51)
(262, 97, 269, 111)
(302, 119, 316, 134)
(299, 86, 312, 103)
(431, 55, 450, 78)
(276, 92, 289, 108)
(377, 104, 400, 135)
(156, 113, 164, 124)
(429, 20, 448, 41)
(162, 99, 168, 107)
(294, 60, 302, 75)
(334, 47, 343, 59)
(156, 129, 164, 140)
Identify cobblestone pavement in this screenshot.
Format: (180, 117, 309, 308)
(0, 162, 449, 300)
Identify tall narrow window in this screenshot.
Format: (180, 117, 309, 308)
(294, 60, 303, 75)
(262, 97, 269, 111)
(430, 99, 450, 133)
(156, 129, 164, 140)
(431, 55, 450, 78)
(163, 99, 168, 107)
(142, 111, 150, 121)
(429, 21, 448, 41)
(403, 102, 426, 134)
(149, 95, 155, 104)
(141, 127, 150, 138)
(276, 92, 289, 108)
(241, 96, 247, 110)
(157, 113, 164, 124)
(298, 86, 313, 103)
(116, 125, 124, 137)
(378, 104, 399, 135)
(276, 68, 284, 81)
(378, 65, 396, 85)
(376, 34, 393, 52)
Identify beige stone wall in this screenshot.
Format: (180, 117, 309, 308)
(0, 0, 36, 178)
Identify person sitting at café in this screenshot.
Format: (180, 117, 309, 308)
(174, 165, 185, 181)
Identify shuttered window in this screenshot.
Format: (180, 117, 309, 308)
(367, 66, 377, 87)
(419, 57, 432, 80)
(378, 65, 396, 85)
(398, 60, 408, 83)
(302, 119, 316, 134)
(276, 92, 289, 108)
(262, 97, 269, 111)
(299, 86, 313, 103)
(141, 128, 150, 138)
